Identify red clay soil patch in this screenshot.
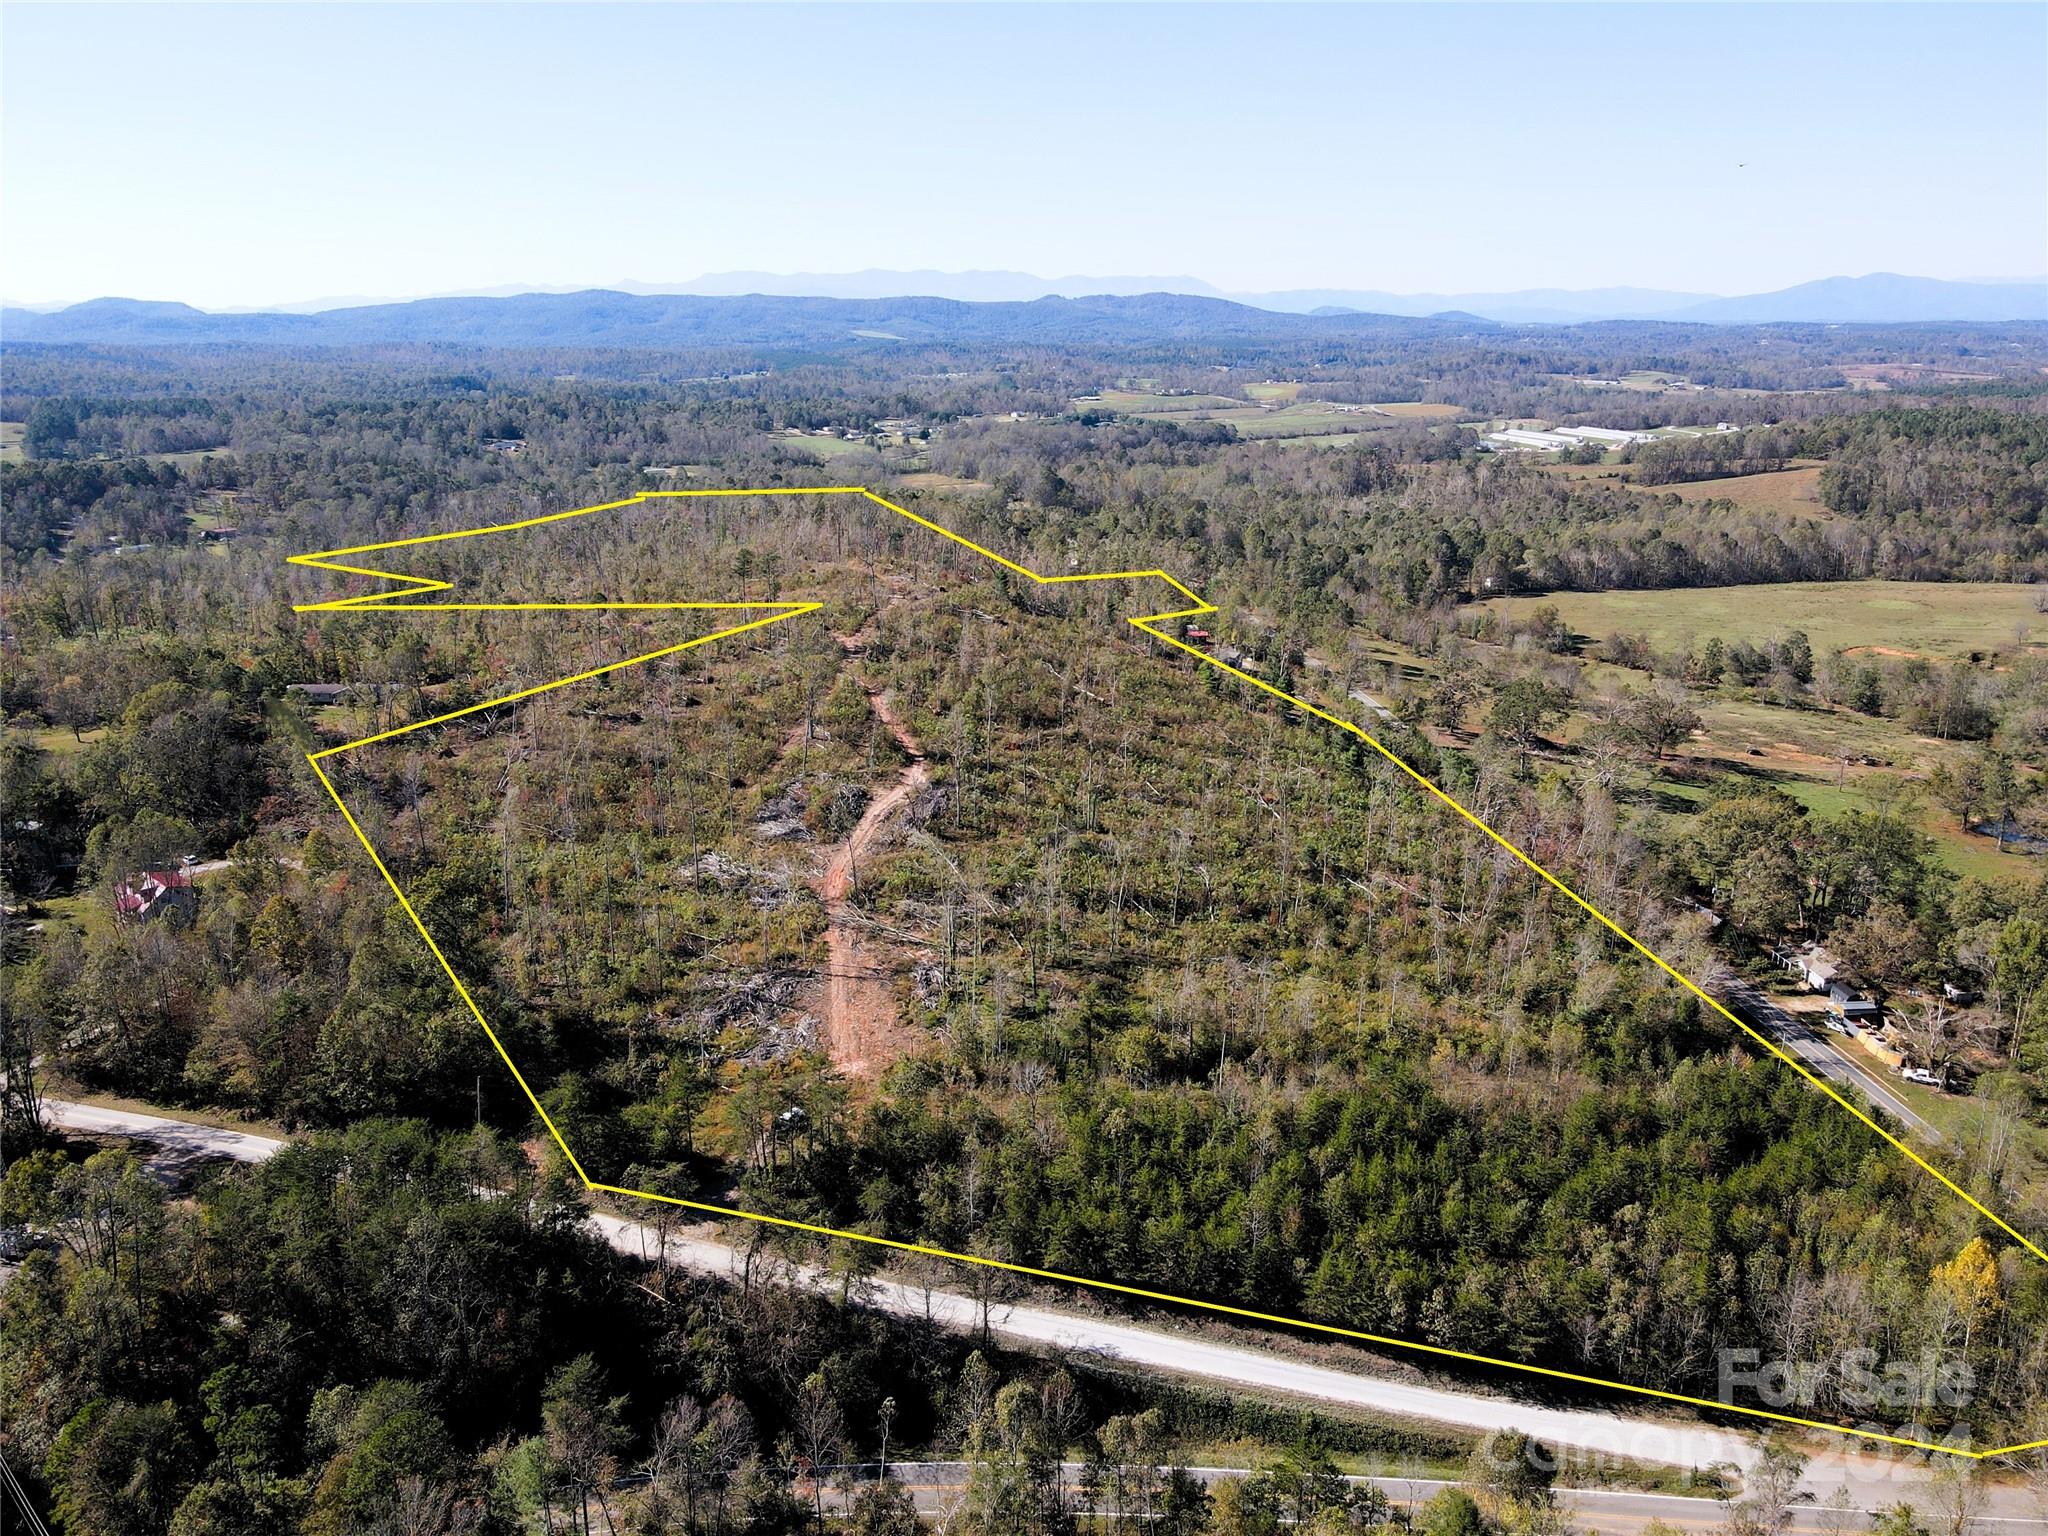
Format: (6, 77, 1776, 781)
(813, 642, 930, 1080)
(1843, 645, 1935, 661)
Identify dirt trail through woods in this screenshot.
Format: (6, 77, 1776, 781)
(815, 637, 928, 1078)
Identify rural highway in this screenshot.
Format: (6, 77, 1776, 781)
(38, 1100, 2045, 1525)
(1715, 981, 1937, 1140)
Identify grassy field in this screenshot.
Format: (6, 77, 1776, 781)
(1635, 462, 1832, 520)
(30, 725, 102, 756)
(1535, 459, 1831, 520)
(1229, 402, 1461, 438)
(136, 447, 236, 469)
(185, 499, 239, 534)
(1474, 581, 2048, 662)
(1368, 401, 1462, 421)
(776, 431, 879, 462)
(891, 471, 993, 493)
(1084, 392, 1462, 444)
(1086, 389, 1243, 414)
(0, 421, 22, 464)
(1307, 626, 2030, 883)
(1518, 597, 2048, 882)
(1773, 778, 2029, 884)
(30, 888, 102, 941)
(1232, 404, 1387, 439)
(1551, 659, 2037, 885)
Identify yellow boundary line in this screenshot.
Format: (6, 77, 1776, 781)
(290, 487, 2045, 1462)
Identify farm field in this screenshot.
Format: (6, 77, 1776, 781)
(1634, 462, 1831, 519)
(130, 446, 236, 469)
(1306, 603, 2037, 886)
(890, 471, 993, 493)
(1084, 388, 1243, 413)
(1474, 580, 2048, 662)
(775, 430, 880, 461)
(1499, 654, 2017, 877)
(1231, 403, 1396, 438)
(1367, 401, 1461, 421)
(1094, 393, 1462, 443)
(1535, 460, 1833, 520)
(1533, 461, 1634, 484)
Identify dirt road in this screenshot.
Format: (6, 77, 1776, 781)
(39, 1098, 2048, 1519)
(812, 668, 928, 1078)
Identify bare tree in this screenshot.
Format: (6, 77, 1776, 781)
(792, 1372, 846, 1531)
(1928, 1461, 1987, 1536)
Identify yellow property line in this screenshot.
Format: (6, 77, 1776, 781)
(290, 487, 2045, 1462)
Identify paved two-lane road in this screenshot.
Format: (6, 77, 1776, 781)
(1715, 981, 1935, 1140)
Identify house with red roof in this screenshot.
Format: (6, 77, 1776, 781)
(114, 869, 196, 926)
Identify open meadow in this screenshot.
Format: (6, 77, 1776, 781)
(1085, 389, 1468, 443)
(1474, 580, 2048, 662)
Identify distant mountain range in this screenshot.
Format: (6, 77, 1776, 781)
(4, 272, 2042, 350)
(1243, 275, 2045, 324)
(186, 270, 2048, 324)
(0, 292, 1494, 350)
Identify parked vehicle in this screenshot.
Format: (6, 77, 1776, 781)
(1900, 1067, 1943, 1088)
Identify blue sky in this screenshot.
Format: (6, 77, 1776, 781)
(4, 2, 2042, 309)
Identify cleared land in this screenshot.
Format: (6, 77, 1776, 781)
(1475, 581, 2048, 662)
(1534, 462, 1833, 524)
(1369, 401, 1461, 421)
(1089, 392, 1465, 443)
(776, 430, 880, 461)
(1634, 463, 1832, 519)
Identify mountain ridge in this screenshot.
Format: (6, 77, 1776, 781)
(6, 276, 2044, 351)
(0, 290, 1493, 349)
(11, 270, 2039, 327)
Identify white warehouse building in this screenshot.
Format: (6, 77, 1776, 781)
(1555, 426, 1658, 446)
(1487, 428, 1579, 450)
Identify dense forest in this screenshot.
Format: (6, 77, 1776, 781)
(5, 325, 2048, 1533)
